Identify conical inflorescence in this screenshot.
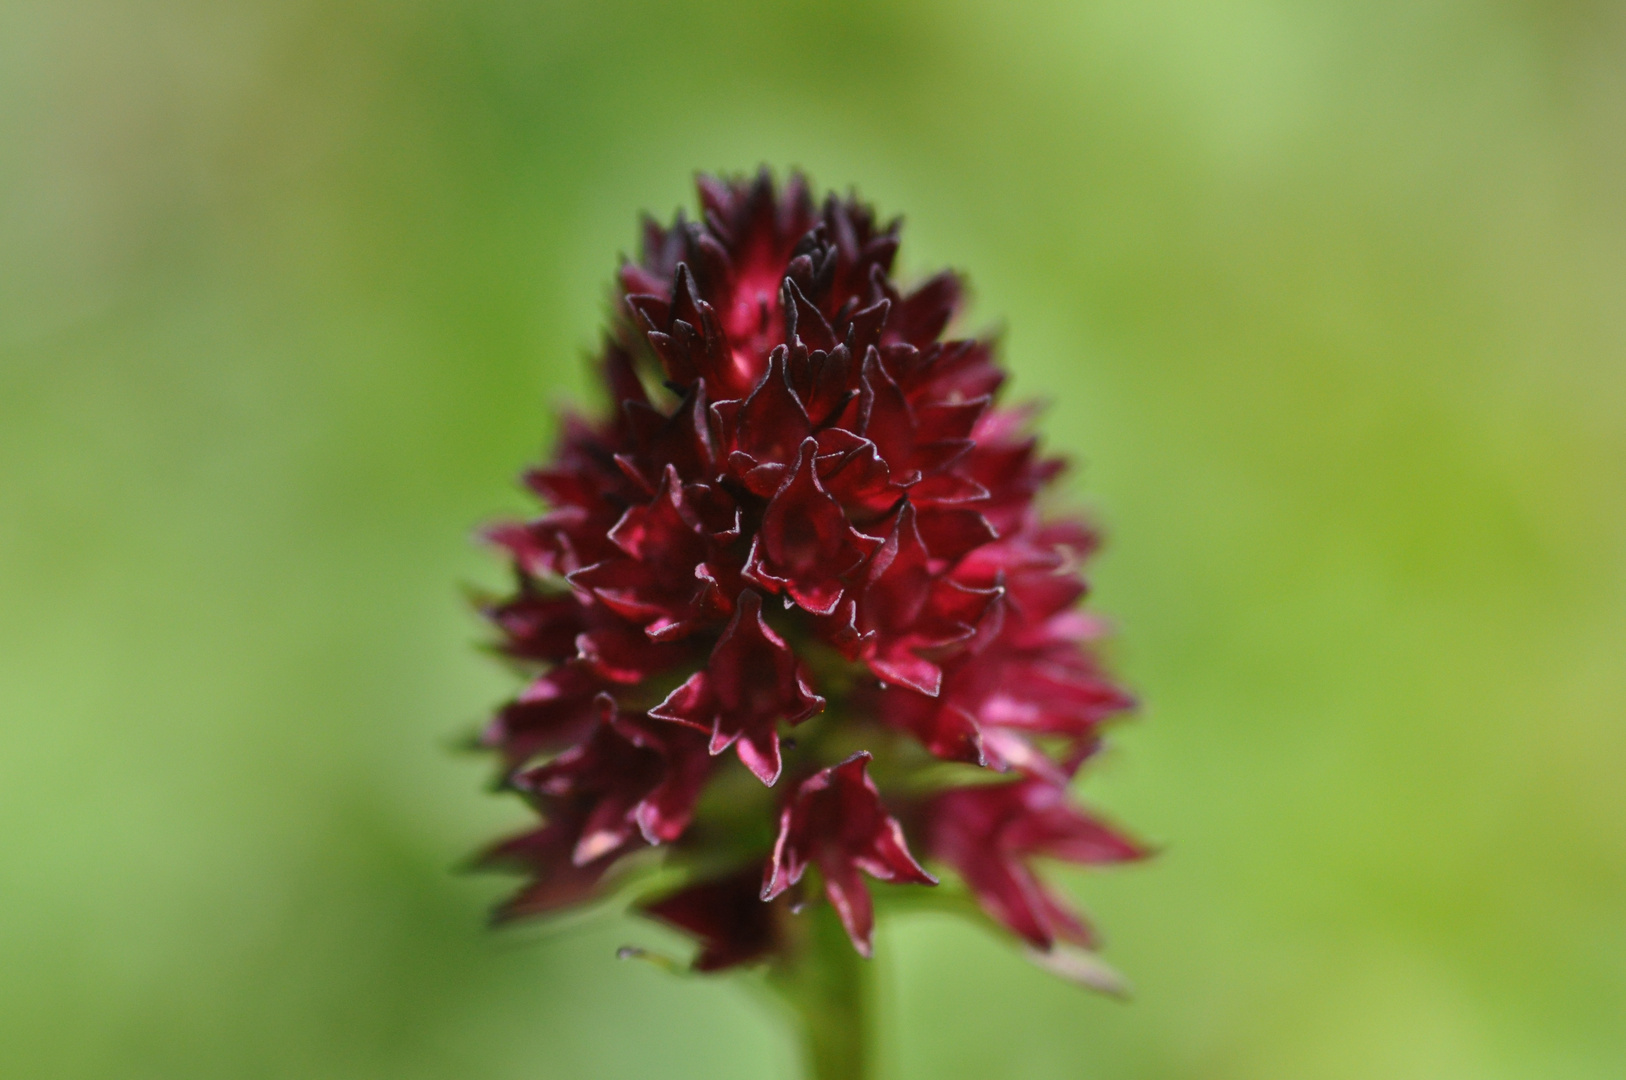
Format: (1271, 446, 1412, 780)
(478, 170, 1144, 971)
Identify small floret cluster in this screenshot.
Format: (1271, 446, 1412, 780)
(478, 171, 1143, 970)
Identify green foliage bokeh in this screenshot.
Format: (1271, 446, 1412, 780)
(3, 1, 1623, 1076)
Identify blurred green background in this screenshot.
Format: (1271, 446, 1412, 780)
(3, 0, 1624, 1076)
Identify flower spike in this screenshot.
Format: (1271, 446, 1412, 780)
(473, 171, 1143, 990)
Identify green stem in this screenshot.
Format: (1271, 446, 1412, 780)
(768, 903, 872, 1080)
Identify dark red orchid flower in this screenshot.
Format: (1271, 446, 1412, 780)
(762, 752, 937, 956)
(649, 588, 825, 785)
(641, 869, 784, 972)
(475, 169, 1143, 981)
(924, 777, 1145, 950)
